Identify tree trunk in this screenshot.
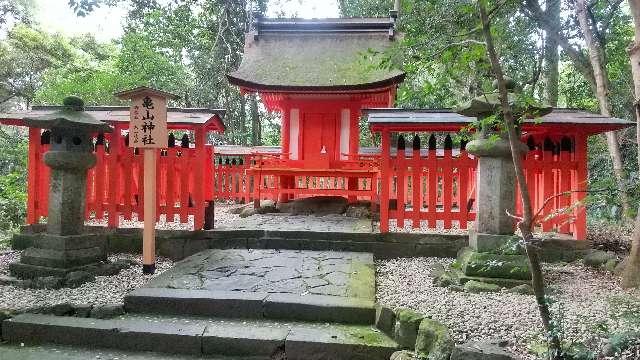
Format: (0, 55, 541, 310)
(478, 2, 562, 358)
(576, 0, 630, 218)
(543, 0, 560, 106)
(250, 94, 261, 146)
(622, 0, 640, 288)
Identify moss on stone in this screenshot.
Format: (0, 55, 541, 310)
(396, 308, 424, 325)
(415, 318, 454, 360)
(462, 251, 532, 280)
(346, 261, 375, 300)
(463, 280, 501, 293)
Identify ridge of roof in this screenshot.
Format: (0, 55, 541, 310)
(255, 17, 394, 34)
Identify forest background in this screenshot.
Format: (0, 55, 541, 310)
(0, 0, 637, 246)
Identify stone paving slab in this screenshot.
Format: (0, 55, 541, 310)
(144, 249, 375, 300)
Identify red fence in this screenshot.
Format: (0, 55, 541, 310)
(26, 128, 587, 239)
(379, 134, 478, 232)
(27, 127, 213, 230)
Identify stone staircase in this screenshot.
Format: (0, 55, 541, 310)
(1, 249, 399, 359)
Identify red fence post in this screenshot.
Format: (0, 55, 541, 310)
(411, 135, 421, 229)
(26, 128, 41, 225)
(396, 136, 406, 229)
(380, 130, 391, 233)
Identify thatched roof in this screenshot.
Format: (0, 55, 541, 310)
(227, 17, 405, 92)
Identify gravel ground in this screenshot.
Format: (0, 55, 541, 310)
(376, 257, 640, 360)
(0, 251, 174, 311)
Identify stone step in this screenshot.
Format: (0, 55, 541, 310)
(2, 313, 398, 360)
(125, 288, 376, 325)
(0, 343, 267, 360)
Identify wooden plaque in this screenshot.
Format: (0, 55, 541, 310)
(128, 95, 168, 148)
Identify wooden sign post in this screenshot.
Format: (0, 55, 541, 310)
(115, 86, 178, 274)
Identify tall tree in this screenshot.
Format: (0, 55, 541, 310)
(477, 1, 562, 358)
(523, 0, 632, 218)
(543, 0, 560, 106)
(623, 0, 640, 288)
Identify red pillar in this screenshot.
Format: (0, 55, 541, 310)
(107, 125, 121, 227)
(194, 127, 207, 230)
(380, 129, 391, 233)
(26, 128, 41, 225)
(348, 107, 359, 203)
(279, 105, 291, 203)
(573, 133, 588, 240)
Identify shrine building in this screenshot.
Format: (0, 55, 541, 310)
(0, 13, 635, 241)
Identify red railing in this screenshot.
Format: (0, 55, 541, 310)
(379, 134, 478, 232)
(26, 127, 587, 239)
(27, 127, 213, 230)
(518, 134, 587, 239)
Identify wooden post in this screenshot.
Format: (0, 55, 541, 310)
(26, 128, 41, 225)
(115, 86, 177, 275)
(143, 148, 157, 274)
(380, 130, 390, 233)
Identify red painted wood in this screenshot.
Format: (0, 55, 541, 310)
(380, 130, 391, 233)
(107, 130, 120, 227)
(411, 146, 421, 228)
(26, 128, 40, 224)
(396, 142, 406, 229)
(442, 145, 453, 229)
(427, 147, 437, 228)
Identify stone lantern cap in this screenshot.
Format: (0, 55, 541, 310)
(23, 96, 112, 133)
(455, 78, 552, 119)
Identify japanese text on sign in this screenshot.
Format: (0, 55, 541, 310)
(128, 95, 168, 148)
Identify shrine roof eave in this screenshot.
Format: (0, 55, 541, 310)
(366, 108, 634, 135)
(228, 73, 405, 93)
(0, 106, 226, 133)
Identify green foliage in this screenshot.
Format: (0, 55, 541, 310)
(0, 24, 75, 106)
(0, 126, 27, 233)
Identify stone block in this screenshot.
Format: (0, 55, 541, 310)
(107, 233, 142, 254)
(33, 234, 106, 251)
(506, 284, 534, 295)
(463, 280, 501, 293)
(20, 246, 106, 269)
(394, 308, 424, 349)
(391, 350, 416, 360)
(73, 304, 93, 318)
(65, 270, 95, 288)
(375, 304, 395, 336)
(124, 288, 267, 318)
(202, 324, 288, 356)
(473, 155, 517, 235)
(415, 318, 454, 360)
(462, 251, 531, 280)
(264, 293, 375, 324)
(583, 250, 617, 268)
(90, 304, 124, 319)
(32, 276, 65, 289)
(469, 231, 514, 253)
(11, 233, 38, 250)
(451, 339, 515, 360)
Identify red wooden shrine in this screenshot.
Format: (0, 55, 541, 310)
(227, 16, 405, 205)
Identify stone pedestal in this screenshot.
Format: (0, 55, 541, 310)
(10, 234, 107, 278)
(466, 138, 527, 251)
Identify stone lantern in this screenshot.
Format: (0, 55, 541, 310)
(456, 79, 551, 251)
(10, 96, 113, 279)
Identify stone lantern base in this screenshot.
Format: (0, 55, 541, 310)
(9, 233, 107, 279)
